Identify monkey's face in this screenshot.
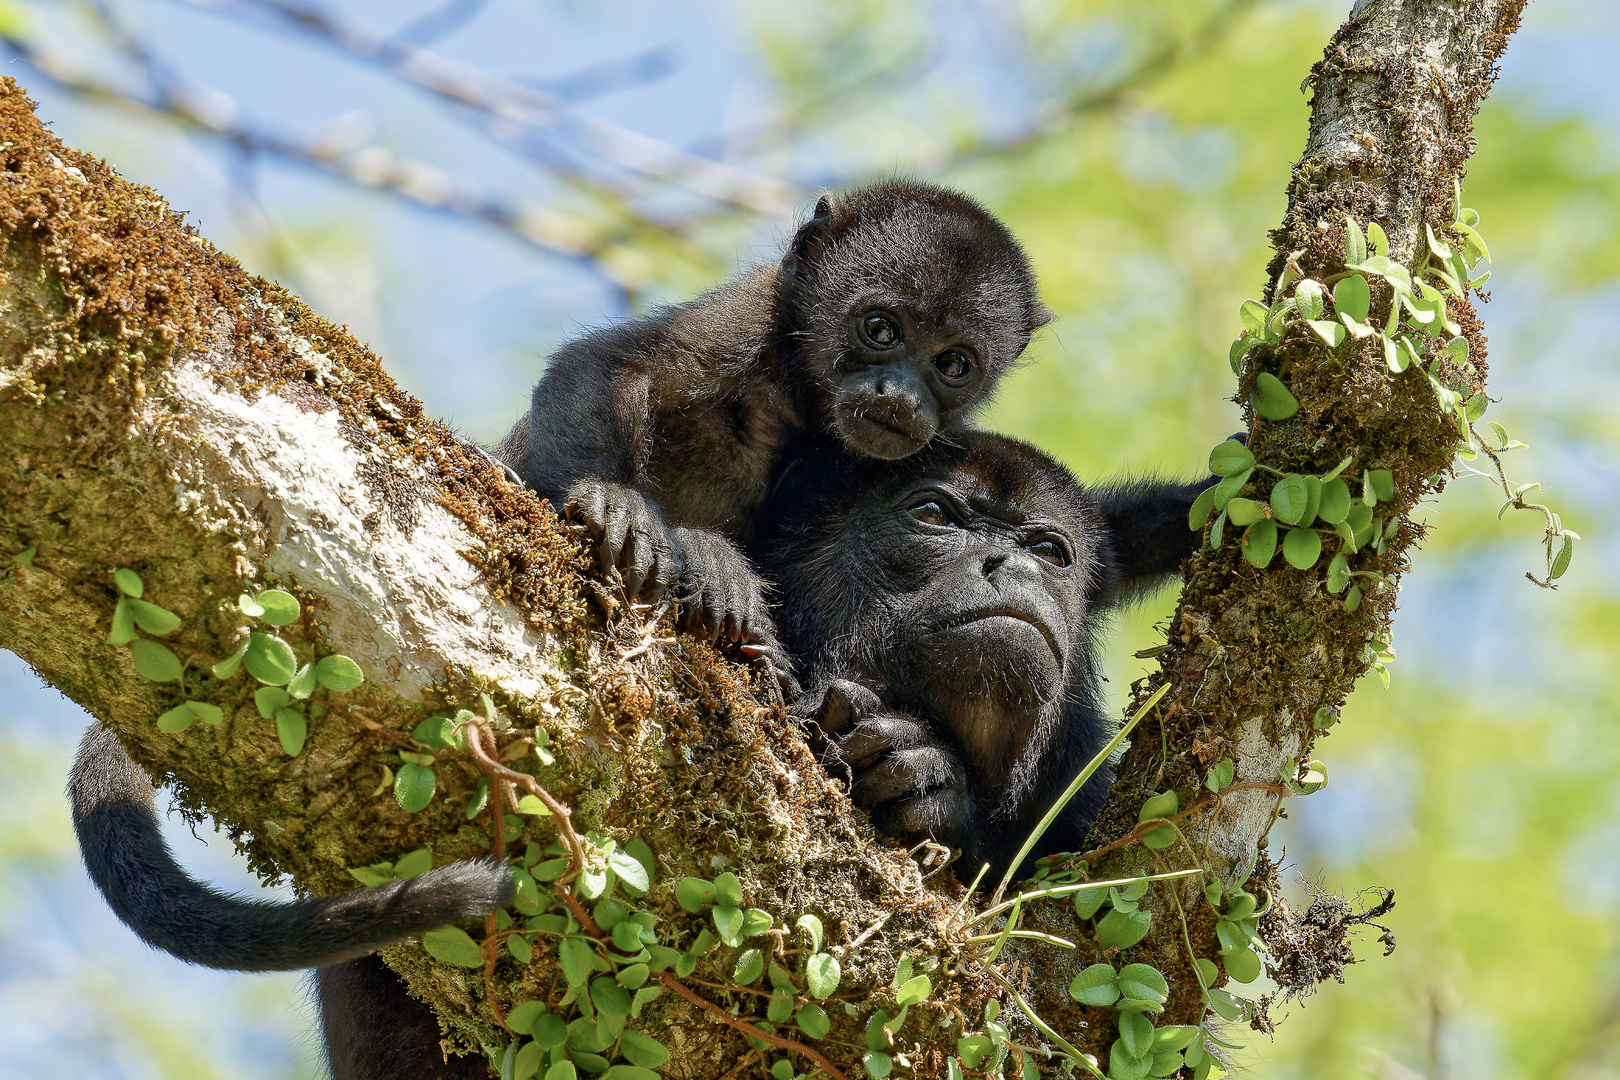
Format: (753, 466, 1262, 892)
(845, 451, 1101, 796)
(779, 181, 1051, 462)
(825, 305, 986, 460)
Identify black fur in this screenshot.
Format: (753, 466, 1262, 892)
(499, 180, 1049, 654)
(752, 432, 1208, 881)
(319, 956, 490, 1079)
(69, 723, 512, 972)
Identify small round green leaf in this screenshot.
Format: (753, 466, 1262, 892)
(675, 877, 716, 913)
(314, 654, 365, 691)
(1074, 885, 1110, 920)
(1238, 299, 1267, 338)
(533, 1011, 569, 1048)
(740, 907, 773, 937)
(1317, 478, 1351, 524)
(1294, 278, 1324, 320)
(1096, 907, 1152, 950)
(544, 1061, 577, 1080)
(211, 641, 248, 680)
(508, 933, 534, 964)
(733, 948, 765, 985)
(1119, 1010, 1155, 1059)
(157, 704, 196, 733)
(512, 1040, 545, 1080)
(127, 599, 181, 636)
(275, 707, 307, 755)
(1368, 469, 1396, 503)
(1345, 584, 1363, 612)
(1332, 274, 1371, 323)
(617, 1030, 670, 1069)
(616, 963, 649, 989)
(895, 974, 931, 1007)
(244, 631, 297, 685)
(108, 598, 137, 646)
(796, 1003, 831, 1039)
(1241, 520, 1279, 568)
(422, 925, 484, 968)
(607, 849, 650, 894)
(863, 1052, 893, 1078)
(1269, 474, 1309, 526)
(796, 913, 824, 953)
(1282, 527, 1323, 570)
(1213, 468, 1251, 510)
(1224, 946, 1262, 983)
(713, 872, 743, 907)
(388, 847, 431, 879)
(1118, 964, 1170, 1003)
(1110, 1040, 1151, 1080)
(1141, 824, 1177, 850)
(1551, 535, 1574, 580)
(394, 762, 436, 812)
(1069, 963, 1120, 1006)
(1208, 441, 1254, 477)
(770, 1059, 794, 1080)
(254, 686, 290, 720)
(113, 568, 144, 598)
(1225, 498, 1265, 527)
(805, 952, 841, 999)
(590, 976, 631, 1018)
(130, 639, 184, 683)
(254, 589, 301, 625)
(1251, 372, 1300, 421)
(1138, 792, 1178, 821)
(1188, 485, 1217, 532)
(713, 905, 744, 946)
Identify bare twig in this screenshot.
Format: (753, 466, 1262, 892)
(181, 0, 800, 214)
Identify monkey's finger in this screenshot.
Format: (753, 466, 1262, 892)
(856, 747, 963, 807)
(835, 718, 922, 767)
(598, 504, 632, 575)
(851, 758, 924, 806)
(622, 530, 656, 602)
(566, 482, 609, 534)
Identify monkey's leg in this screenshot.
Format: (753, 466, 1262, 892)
(319, 956, 492, 1080)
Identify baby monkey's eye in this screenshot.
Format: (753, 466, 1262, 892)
(908, 501, 953, 527)
(1028, 539, 1068, 566)
(933, 350, 973, 385)
(861, 314, 901, 348)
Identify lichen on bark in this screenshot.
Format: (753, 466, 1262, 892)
(0, 0, 1529, 1072)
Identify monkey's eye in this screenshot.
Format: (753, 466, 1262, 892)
(933, 351, 973, 385)
(859, 314, 902, 349)
(1028, 539, 1068, 566)
(908, 501, 953, 527)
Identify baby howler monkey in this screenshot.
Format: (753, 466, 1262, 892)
(497, 180, 1049, 658)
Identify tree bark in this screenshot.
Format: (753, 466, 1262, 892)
(0, 0, 1526, 1072)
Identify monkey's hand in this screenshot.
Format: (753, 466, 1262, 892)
(796, 679, 976, 847)
(564, 479, 683, 604)
(670, 526, 779, 644)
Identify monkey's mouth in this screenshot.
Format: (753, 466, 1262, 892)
(923, 609, 1064, 666)
(834, 403, 934, 460)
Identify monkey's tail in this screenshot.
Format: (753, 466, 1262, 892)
(70, 723, 513, 972)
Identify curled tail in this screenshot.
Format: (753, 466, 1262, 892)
(70, 723, 512, 972)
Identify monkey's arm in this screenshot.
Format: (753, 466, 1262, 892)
(71, 724, 512, 971)
(1092, 475, 1215, 605)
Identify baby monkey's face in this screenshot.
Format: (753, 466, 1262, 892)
(823, 301, 992, 460)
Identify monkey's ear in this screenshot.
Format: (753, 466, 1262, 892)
(786, 193, 835, 270)
(1028, 303, 1056, 330)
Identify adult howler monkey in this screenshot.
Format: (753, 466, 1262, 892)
(497, 180, 1049, 652)
(751, 431, 1211, 881)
